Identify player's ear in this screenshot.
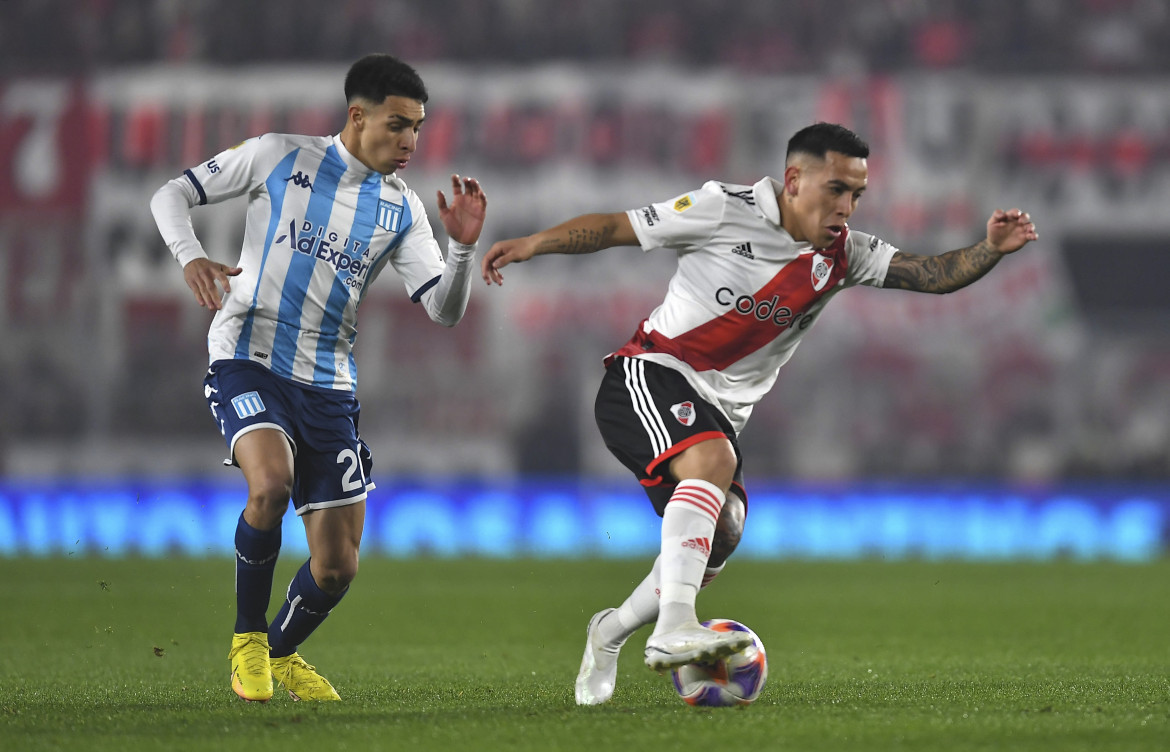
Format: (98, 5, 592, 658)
(782, 164, 801, 197)
(348, 103, 366, 130)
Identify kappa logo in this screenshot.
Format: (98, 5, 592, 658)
(731, 242, 754, 260)
(670, 401, 696, 426)
(285, 171, 313, 190)
(811, 252, 834, 292)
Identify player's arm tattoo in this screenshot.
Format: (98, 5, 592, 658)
(534, 217, 619, 255)
(882, 240, 1004, 294)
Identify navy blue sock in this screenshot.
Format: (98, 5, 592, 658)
(268, 559, 346, 658)
(233, 513, 282, 634)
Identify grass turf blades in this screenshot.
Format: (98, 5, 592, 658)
(1, 557, 1168, 751)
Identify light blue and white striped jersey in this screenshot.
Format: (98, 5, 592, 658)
(182, 133, 447, 391)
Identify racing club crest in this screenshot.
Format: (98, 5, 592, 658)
(376, 199, 403, 232)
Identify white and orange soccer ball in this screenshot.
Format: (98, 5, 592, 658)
(670, 619, 768, 707)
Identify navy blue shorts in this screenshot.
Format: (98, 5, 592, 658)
(204, 359, 375, 515)
(594, 356, 746, 516)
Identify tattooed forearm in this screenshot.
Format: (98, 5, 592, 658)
(538, 226, 613, 256)
(534, 217, 617, 256)
(883, 240, 1003, 294)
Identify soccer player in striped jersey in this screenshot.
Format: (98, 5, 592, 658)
(481, 122, 1038, 705)
(150, 54, 487, 702)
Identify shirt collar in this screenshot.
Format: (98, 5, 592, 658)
(753, 176, 784, 226)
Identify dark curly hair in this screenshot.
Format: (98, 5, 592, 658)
(344, 54, 428, 105)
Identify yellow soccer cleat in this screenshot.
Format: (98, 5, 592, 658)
(229, 632, 274, 702)
(271, 653, 341, 701)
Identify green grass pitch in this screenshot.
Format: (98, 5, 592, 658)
(2, 556, 1168, 751)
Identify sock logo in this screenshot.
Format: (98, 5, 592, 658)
(681, 537, 711, 557)
(234, 548, 279, 566)
(670, 401, 696, 426)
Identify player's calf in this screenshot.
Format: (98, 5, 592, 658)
(709, 489, 745, 568)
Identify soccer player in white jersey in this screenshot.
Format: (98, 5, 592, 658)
(150, 54, 487, 702)
(481, 122, 1038, 705)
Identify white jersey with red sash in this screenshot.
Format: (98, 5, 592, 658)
(618, 176, 899, 433)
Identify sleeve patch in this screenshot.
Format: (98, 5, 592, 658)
(672, 193, 696, 212)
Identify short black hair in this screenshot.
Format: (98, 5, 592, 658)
(786, 122, 869, 161)
(344, 54, 428, 105)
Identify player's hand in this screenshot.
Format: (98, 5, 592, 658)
(183, 257, 242, 311)
(986, 208, 1038, 255)
(437, 174, 487, 246)
(481, 236, 537, 286)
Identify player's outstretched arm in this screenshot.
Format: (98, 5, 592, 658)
(883, 208, 1039, 294)
(421, 174, 487, 328)
(481, 212, 638, 286)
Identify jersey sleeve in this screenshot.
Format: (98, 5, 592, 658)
(388, 189, 446, 301)
(844, 229, 899, 288)
(626, 180, 725, 252)
(182, 136, 270, 205)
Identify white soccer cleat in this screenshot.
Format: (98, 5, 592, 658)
(643, 622, 754, 671)
(575, 608, 623, 705)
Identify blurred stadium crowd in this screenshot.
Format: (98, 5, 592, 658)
(3, 0, 1168, 75)
(1, 1, 1168, 482)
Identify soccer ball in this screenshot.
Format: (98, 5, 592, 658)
(670, 619, 768, 707)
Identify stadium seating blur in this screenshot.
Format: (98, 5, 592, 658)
(1, 0, 1168, 482)
(3, 0, 1168, 75)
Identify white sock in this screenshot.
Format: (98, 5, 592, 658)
(598, 556, 727, 648)
(597, 556, 661, 647)
(652, 479, 725, 635)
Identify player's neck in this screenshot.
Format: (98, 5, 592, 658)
(337, 129, 376, 174)
(777, 197, 802, 242)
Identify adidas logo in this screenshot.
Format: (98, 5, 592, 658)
(731, 242, 754, 259)
(681, 537, 712, 557)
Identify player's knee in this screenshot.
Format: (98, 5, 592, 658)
(245, 475, 293, 525)
(314, 552, 359, 594)
(710, 491, 745, 567)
